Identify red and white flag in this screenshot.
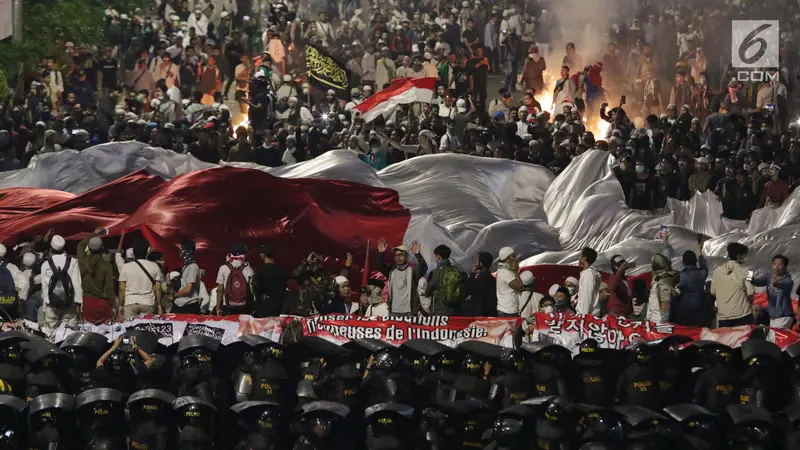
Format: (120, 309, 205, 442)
(354, 77, 437, 122)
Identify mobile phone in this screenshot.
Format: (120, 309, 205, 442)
(746, 271, 754, 282)
(122, 336, 130, 345)
(620, 95, 626, 105)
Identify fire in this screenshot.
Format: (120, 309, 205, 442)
(533, 69, 611, 139)
(233, 115, 250, 138)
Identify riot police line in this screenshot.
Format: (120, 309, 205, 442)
(2, 328, 800, 449)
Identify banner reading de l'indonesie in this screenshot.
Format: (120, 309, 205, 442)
(301, 315, 522, 347)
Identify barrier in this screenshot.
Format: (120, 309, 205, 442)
(1, 312, 798, 351)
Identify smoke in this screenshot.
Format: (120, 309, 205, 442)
(545, 0, 629, 65)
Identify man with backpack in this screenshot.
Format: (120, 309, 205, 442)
(78, 228, 116, 324)
(40, 234, 83, 327)
(215, 243, 254, 316)
(169, 239, 202, 314)
(424, 245, 464, 316)
(119, 239, 164, 319)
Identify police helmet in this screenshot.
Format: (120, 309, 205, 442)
(460, 352, 487, 376)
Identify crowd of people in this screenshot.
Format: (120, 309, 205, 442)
(0, 318, 800, 448)
(0, 0, 797, 220)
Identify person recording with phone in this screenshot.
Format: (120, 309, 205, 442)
(94, 336, 154, 396)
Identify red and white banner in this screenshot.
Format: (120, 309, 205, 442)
(5, 314, 292, 346)
(354, 77, 437, 122)
(302, 315, 522, 347)
(525, 312, 800, 352)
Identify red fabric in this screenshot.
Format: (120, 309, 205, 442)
(0, 167, 411, 287)
(83, 295, 113, 324)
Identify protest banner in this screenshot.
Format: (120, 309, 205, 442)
(301, 315, 521, 347)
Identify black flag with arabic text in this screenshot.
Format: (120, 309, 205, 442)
(305, 44, 354, 97)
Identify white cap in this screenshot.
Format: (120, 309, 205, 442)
(548, 284, 560, 296)
(0, 244, 6, 258)
(462, 0, 469, 6)
(125, 248, 135, 259)
(565, 276, 578, 286)
(221, 11, 229, 18)
(498, 246, 514, 261)
(283, 74, 291, 82)
(363, 85, 373, 91)
(456, 98, 467, 112)
(424, 52, 432, 60)
(451, 7, 459, 13)
(327, 89, 336, 95)
(51, 235, 66, 251)
(334, 275, 349, 285)
(65, 41, 74, 47)
(697, 157, 709, 165)
(168, 271, 181, 280)
(22, 252, 35, 267)
(520, 271, 534, 286)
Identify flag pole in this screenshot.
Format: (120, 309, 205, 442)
(362, 240, 370, 286)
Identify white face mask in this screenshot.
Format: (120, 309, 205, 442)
(567, 286, 576, 295)
(543, 305, 555, 314)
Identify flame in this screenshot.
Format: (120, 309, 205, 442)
(233, 115, 250, 138)
(533, 69, 611, 139)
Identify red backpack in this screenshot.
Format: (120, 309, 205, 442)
(225, 263, 250, 308)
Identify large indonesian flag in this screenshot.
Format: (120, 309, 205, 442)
(354, 77, 437, 122)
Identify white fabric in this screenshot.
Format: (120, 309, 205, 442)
(519, 291, 542, 318)
(120, 260, 164, 307)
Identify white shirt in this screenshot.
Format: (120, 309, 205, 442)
(576, 266, 601, 316)
(41, 253, 83, 306)
(365, 302, 389, 317)
(120, 260, 164, 307)
(282, 148, 297, 165)
(519, 291, 543, 318)
(496, 265, 519, 314)
(215, 261, 254, 305)
(16, 267, 32, 301)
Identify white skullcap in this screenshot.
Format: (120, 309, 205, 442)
(520, 271, 534, 286)
(51, 235, 66, 251)
(334, 276, 349, 285)
(22, 252, 35, 267)
(498, 246, 514, 260)
(548, 284, 560, 296)
(0, 244, 6, 258)
(283, 74, 291, 81)
(565, 276, 578, 286)
(288, 96, 298, 103)
(125, 248, 134, 259)
(168, 271, 181, 280)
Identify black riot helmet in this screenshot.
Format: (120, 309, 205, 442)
(28, 393, 75, 445)
(580, 338, 600, 355)
(500, 350, 526, 373)
(578, 406, 628, 445)
(631, 342, 656, 364)
(61, 331, 108, 371)
(726, 404, 776, 448)
(365, 403, 414, 446)
(0, 340, 23, 367)
(230, 401, 285, 450)
(127, 389, 177, 450)
(372, 347, 403, 371)
(544, 396, 575, 424)
(105, 351, 134, 375)
(174, 396, 217, 446)
(297, 401, 351, 447)
(0, 394, 26, 448)
(490, 405, 534, 447)
(75, 388, 126, 447)
(460, 352, 487, 376)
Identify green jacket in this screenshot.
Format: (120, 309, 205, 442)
(77, 237, 115, 301)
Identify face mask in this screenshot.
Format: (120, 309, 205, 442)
(543, 305, 555, 314)
(635, 165, 645, 173)
(567, 286, 576, 295)
(699, 78, 706, 84)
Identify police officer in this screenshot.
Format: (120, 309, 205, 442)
(575, 405, 627, 449)
(663, 404, 723, 450)
(490, 349, 535, 408)
(614, 405, 684, 449)
(174, 335, 227, 408)
(127, 389, 177, 450)
(535, 396, 580, 449)
(28, 393, 75, 449)
(364, 403, 416, 450)
(484, 404, 535, 450)
(442, 400, 493, 450)
(314, 356, 363, 412)
(726, 404, 778, 448)
(689, 342, 741, 414)
(0, 393, 26, 448)
(24, 341, 74, 400)
(401, 340, 460, 405)
(361, 345, 413, 406)
(231, 335, 293, 407)
(451, 342, 498, 404)
(293, 401, 352, 450)
(520, 343, 570, 398)
(573, 339, 615, 407)
(287, 337, 348, 406)
(75, 388, 127, 449)
(94, 336, 154, 397)
(173, 396, 218, 450)
(229, 401, 287, 450)
(614, 343, 666, 411)
(0, 333, 28, 397)
(784, 343, 800, 406)
(739, 339, 789, 413)
(60, 331, 109, 393)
